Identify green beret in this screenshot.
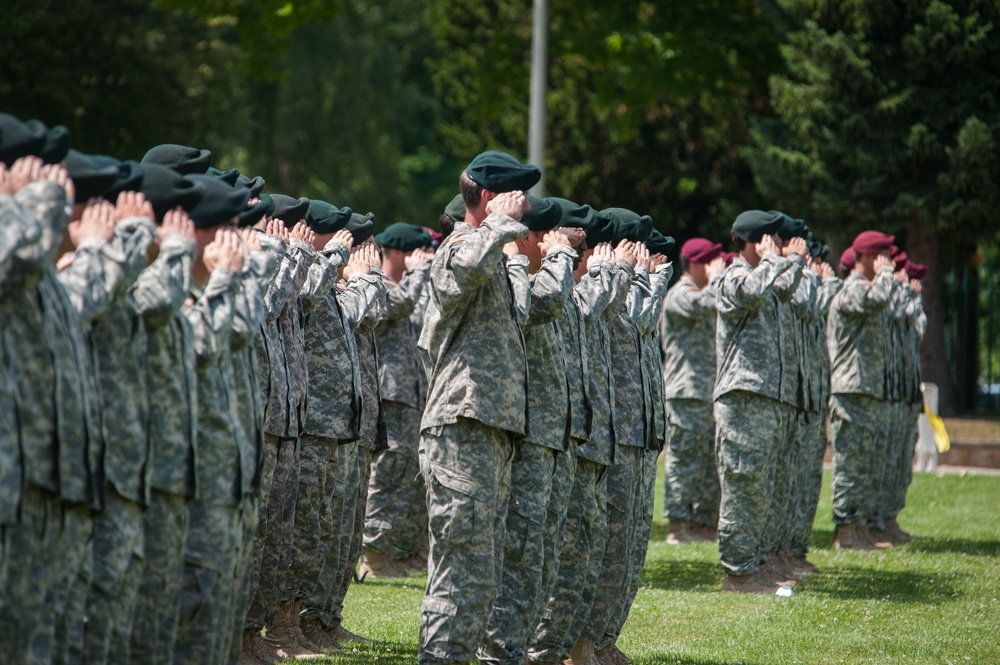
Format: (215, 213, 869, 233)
(646, 229, 676, 256)
(64, 150, 121, 203)
(141, 143, 212, 175)
(548, 198, 610, 246)
(808, 239, 831, 260)
(604, 207, 653, 243)
(104, 159, 145, 200)
(305, 200, 353, 234)
(444, 194, 466, 225)
(186, 174, 249, 229)
(139, 163, 206, 220)
(39, 125, 71, 164)
(377, 222, 433, 251)
(346, 212, 376, 244)
(206, 166, 241, 186)
(520, 196, 562, 232)
(466, 150, 541, 193)
(772, 211, 810, 241)
(732, 210, 784, 242)
(0, 113, 48, 164)
(270, 195, 310, 224)
(238, 192, 275, 228)
(235, 174, 266, 198)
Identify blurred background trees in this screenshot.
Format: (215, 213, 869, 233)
(2, 0, 998, 413)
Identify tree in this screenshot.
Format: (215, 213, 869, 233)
(748, 0, 1000, 413)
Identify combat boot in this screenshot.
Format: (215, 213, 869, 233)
(789, 555, 820, 575)
(243, 628, 278, 665)
(778, 553, 805, 583)
(759, 559, 795, 586)
(690, 523, 718, 542)
(855, 523, 880, 550)
(238, 629, 265, 665)
(262, 601, 322, 660)
(721, 572, 776, 594)
(300, 617, 340, 652)
(883, 517, 914, 543)
(833, 522, 872, 550)
(330, 624, 373, 644)
(359, 547, 407, 579)
(568, 639, 598, 665)
(664, 520, 697, 544)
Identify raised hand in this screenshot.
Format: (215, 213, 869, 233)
(240, 227, 263, 253)
(706, 256, 727, 279)
(331, 228, 354, 251)
(68, 198, 116, 246)
(115, 191, 154, 223)
(782, 236, 809, 258)
(265, 218, 288, 242)
(39, 163, 75, 204)
(0, 164, 10, 196)
(9, 156, 44, 193)
(634, 242, 651, 271)
(894, 268, 908, 283)
(874, 254, 895, 272)
(910, 278, 923, 294)
(756, 234, 780, 258)
(649, 254, 668, 272)
(557, 226, 586, 248)
(539, 229, 571, 257)
(503, 242, 520, 257)
(486, 191, 529, 222)
(343, 242, 373, 279)
(614, 239, 638, 267)
(214, 228, 245, 273)
(159, 208, 196, 245)
(817, 262, 835, 279)
(289, 221, 315, 246)
(405, 246, 434, 269)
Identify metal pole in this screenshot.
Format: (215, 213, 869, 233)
(528, 0, 549, 197)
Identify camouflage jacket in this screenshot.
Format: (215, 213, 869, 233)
(610, 261, 649, 449)
(419, 215, 529, 436)
(354, 268, 388, 449)
(660, 274, 719, 403)
(828, 267, 898, 399)
(786, 267, 818, 411)
(375, 263, 430, 409)
(714, 253, 803, 405)
(801, 274, 842, 413)
(630, 266, 672, 449)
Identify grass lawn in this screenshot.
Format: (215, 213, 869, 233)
(319, 468, 1000, 664)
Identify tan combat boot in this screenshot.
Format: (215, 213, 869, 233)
(789, 555, 820, 575)
(329, 624, 373, 644)
(883, 516, 914, 543)
(721, 572, 777, 594)
(238, 628, 264, 665)
(833, 522, 865, 550)
(664, 520, 697, 545)
(300, 617, 340, 653)
(568, 639, 598, 665)
(778, 553, 805, 583)
(262, 601, 322, 660)
(358, 547, 407, 579)
(854, 523, 879, 550)
(243, 628, 278, 665)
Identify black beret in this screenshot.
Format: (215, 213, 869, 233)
(206, 166, 241, 186)
(270, 195, 310, 224)
(235, 174, 266, 199)
(604, 207, 653, 243)
(103, 159, 145, 200)
(138, 163, 206, 220)
(547, 198, 606, 246)
(39, 125, 71, 164)
(141, 143, 213, 175)
(808, 239, 831, 261)
(466, 150, 541, 193)
(305, 200, 353, 234)
(732, 210, 784, 242)
(773, 212, 810, 241)
(0, 113, 48, 164)
(376, 222, 433, 251)
(646, 229, 676, 256)
(520, 196, 562, 232)
(346, 212, 376, 244)
(238, 196, 271, 228)
(64, 150, 121, 203)
(444, 194, 466, 225)
(185, 174, 250, 229)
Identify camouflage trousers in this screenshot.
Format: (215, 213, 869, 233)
(876, 401, 919, 525)
(53, 503, 94, 665)
(479, 442, 561, 665)
(327, 443, 374, 625)
(365, 401, 422, 555)
(225, 494, 260, 665)
(173, 501, 239, 665)
(1, 484, 62, 665)
(243, 434, 278, 630)
(287, 435, 339, 602)
(244, 434, 299, 629)
(130, 491, 188, 665)
(791, 410, 827, 558)
(830, 393, 885, 526)
(528, 457, 608, 663)
(581, 445, 642, 649)
(539, 442, 577, 621)
(662, 398, 718, 527)
(301, 440, 357, 628)
(84, 483, 145, 665)
(418, 418, 514, 665)
(761, 407, 805, 559)
(715, 391, 796, 576)
(393, 468, 429, 561)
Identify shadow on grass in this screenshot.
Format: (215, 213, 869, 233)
(906, 536, 1000, 558)
(808, 526, 835, 550)
(640, 556, 723, 592)
(802, 564, 961, 604)
(633, 656, 762, 665)
(326, 641, 417, 664)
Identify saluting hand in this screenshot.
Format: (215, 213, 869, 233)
(756, 234, 780, 258)
(782, 236, 809, 259)
(634, 242, 651, 271)
(874, 254, 895, 272)
(557, 226, 586, 248)
(486, 191, 529, 222)
(68, 198, 116, 246)
(588, 241, 614, 271)
(39, 163, 75, 204)
(539, 229, 570, 257)
(240, 227, 263, 253)
(212, 228, 245, 273)
(614, 239, 638, 267)
(910, 278, 923, 294)
(706, 257, 726, 279)
(115, 191, 154, 224)
(405, 246, 434, 268)
(289, 221, 315, 246)
(8, 156, 44, 193)
(159, 208, 196, 245)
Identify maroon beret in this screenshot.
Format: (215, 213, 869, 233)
(840, 247, 856, 271)
(853, 230, 895, 255)
(892, 249, 909, 272)
(722, 251, 738, 266)
(681, 238, 723, 263)
(906, 262, 928, 280)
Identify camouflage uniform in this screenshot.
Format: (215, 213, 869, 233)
(365, 262, 430, 556)
(714, 253, 803, 577)
(828, 267, 897, 527)
(890, 286, 924, 520)
(416, 214, 529, 665)
(127, 233, 198, 665)
(661, 275, 720, 529)
(529, 256, 619, 664)
(172, 267, 243, 665)
(480, 245, 576, 665)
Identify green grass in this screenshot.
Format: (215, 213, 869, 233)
(319, 469, 1000, 664)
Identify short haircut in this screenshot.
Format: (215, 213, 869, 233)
(460, 170, 484, 209)
(730, 229, 748, 251)
(438, 213, 454, 241)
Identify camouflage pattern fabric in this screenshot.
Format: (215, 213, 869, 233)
(330, 443, 375, 622)
(660, 275, 719, 403)
(224, 493, 260, 665)
(791, 409, 828, 557)
(243, 435, 280, 631)
(539, 443, 577, 616)
(829, 393, 887, 526)
(376, 264, 430, 409)
(287, 435, 338, 600)
(364, 401, 422, 554)
(662, 398, 717, 526)
(52, 504, 94, 665)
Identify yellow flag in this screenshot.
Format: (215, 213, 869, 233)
(924, 405, 951, 453)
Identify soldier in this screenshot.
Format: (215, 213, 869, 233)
(714, 210, 804, 594)
(361, 223, 434, 578)
(416, 150, 536, 665)
(661, 238, 726, 545)
(828, 230, 897, 550)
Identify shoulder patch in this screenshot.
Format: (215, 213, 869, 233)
(449, 236, 467, 245)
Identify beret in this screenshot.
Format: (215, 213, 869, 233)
(732, 210, 784, 242)
(444, 194, 466, 225)
(422, 226, 443, 248)
(141, 143, 212, 175)
(39, 125, 71, 164)
(681, 238, 723, 263)
(548, 198, 611, 246)
(774, 212, 809, 241)
(604, 207, 653, 243)
(270, 195, 310, 225)
(0, 113, 48, 164)
(64, 150, 121, 203)
(722, 251, 738, 266)
(238, 195, 273, 228)
(139, 163, 206, 220)
(235, 174, 266, 199)
(100, 158, 146, 201)
(520, 196, 562, 232)
(906, 262, 928, 280)
(840, 246, 857, 271)
(346, 212, 376, 245)
(305, 200, 353, 235)
(376, 222, 433, 251)
(852, 230, 895, 255)
(185, 174, 250, 229)
(808, 239, 830, 260)
(466, 150, 541, 193)
(646, 229, 675, 256)
(206, 166, 241, 187)
(891, 247, 909, 272)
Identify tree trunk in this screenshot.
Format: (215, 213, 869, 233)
(908, 220, 957, 415)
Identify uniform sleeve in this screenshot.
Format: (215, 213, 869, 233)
(717, 253, 794, 315)
(816, 275, 843, 316)
(0, 195, 42, 287)
(773, 252, 805, 302)
(380, 262, 429, 323)
(835, 267, 897, 316)
(301, 240, 348, 305)
(573, 258, 615, 325)
(790, 268, 819, 322)
(661, 278, 718, 321)
(130, 234, 196, 331)
(635, 265, 672, 335)
(524, 245, 576, 327)
(231, 250, 276, 351)
(257, 233, 294, 322)
(504, 253, 531, 327)
(338, 273, 387, 331)
(604, 261, 634, 322)
(182, 268, 241, 367)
